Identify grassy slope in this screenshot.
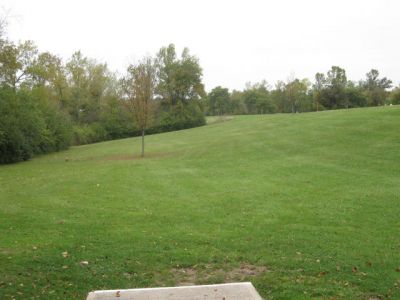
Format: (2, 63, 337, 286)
(1, 106, 399, 299)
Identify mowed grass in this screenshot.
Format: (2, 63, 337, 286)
(1, 106, 400, 299)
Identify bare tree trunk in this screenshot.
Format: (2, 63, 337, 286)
(141, 128, 145, 157)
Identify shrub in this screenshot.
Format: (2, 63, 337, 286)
(0, 87, 72, 164)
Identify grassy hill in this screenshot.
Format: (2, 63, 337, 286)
(1, 106, 399, 299)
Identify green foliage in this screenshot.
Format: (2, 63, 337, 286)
(284, 78, 311, 113)
(389, 86, 400, 104)
(154, 44, 206, 131)
(156, 44, 205, 105)
(100, 97, 135, 139)
(345, 83, 368, 108)
(242, 82, 276, 114)
(320, 66, 349, 109)
(0, 20, 396, 163)
(0, 37, 208, 163)
(362, 69, 392, 106)
(208, 86, 230, 115)
(72, 123, 107, 145)
(157, 101, 206, 132)
(0, 87, 71, 163)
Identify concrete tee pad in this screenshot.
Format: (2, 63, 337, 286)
(87, 282, 263, 300)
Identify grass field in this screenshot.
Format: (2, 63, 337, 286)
(1, 106, 400, 299)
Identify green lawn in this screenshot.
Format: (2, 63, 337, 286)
(1, 106, 399, 299)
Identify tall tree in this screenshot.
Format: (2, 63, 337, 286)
(362, 69, 392, 106)
(315, 66, 348, 109)
(313, 73, 325, 111)
(156, 44, 205, 105)
(155, 44, 206, 129)
(66, 51, 110, 123)
(327, 66, 348, 108)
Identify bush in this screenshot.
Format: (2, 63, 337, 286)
(155, 102, 206, 132)
(0, 87, 72, 164)
(72, 122, 117, 145)
(390, 88, 400, 105)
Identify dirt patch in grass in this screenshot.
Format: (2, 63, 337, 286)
(224, 263, 268, 281)
(169, 263, 267, 286)
(170, 267, 197, 286)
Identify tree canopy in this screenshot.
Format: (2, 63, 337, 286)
(0, 22, 397, 164)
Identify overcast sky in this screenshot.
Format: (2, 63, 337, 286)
(2, 0, 400, 91)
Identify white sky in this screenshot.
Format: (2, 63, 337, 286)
(2, 0, 400, 91)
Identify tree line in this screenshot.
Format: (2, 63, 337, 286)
(1, 19, 399, 164)
(0, 22, 205, 163)
(206, 66, 399, 116)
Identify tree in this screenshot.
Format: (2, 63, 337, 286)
(208, 86, 230, 115)
(241, 81, 274, 114)
(156, 44, 205, 105)
(155, 44, 206, 129)
(271, 81, 287, 113)
(389, 86, 400, 105)
(326, 66, 348, 108)
(285, 77, 310, 113)
(230, 90, 247, 114)
(313, 73, 325, 111)
(362, 69, 392, 106)
(124, 57, 157, 157)
(65, 51, 111, 124)
(315, 66, 348, 109)
(345, 81, 367, 108)
(0, 40, 38, 88)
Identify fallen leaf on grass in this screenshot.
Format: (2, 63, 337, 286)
(352, 266, 358, 273)
(61, 251, 69, 258)
(318, 271, 327, 277)
(80, 261, 89, 266)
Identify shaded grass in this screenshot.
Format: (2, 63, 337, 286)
(1, 106, 400, 299)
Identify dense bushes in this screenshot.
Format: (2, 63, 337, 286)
(156, 103, 205, 132)
(0, 88, 72, 163)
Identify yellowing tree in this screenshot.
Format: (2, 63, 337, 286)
(124, 57, 157, 157)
